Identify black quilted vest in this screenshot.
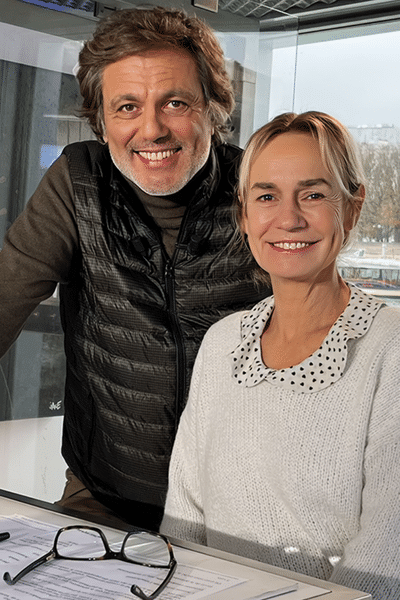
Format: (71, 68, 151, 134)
(60, 141, 269, 530)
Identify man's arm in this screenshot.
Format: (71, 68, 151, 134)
(0, 154, 78, 358)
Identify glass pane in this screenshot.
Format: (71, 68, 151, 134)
(289, 21, 400, 307)
(255, 19, 298, 130)
(0, 17, 92, 502)
(217, 13, 298, 147)
(217, 29, 263, 148)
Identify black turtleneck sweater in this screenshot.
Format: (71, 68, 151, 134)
(127, 160, 211, 257)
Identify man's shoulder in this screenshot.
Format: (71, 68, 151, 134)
(62, 140, 111, 178)
(214, 142, 242, 165)
(211, 142, 243, 195)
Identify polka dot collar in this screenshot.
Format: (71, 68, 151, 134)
(231, 284, 384, 392)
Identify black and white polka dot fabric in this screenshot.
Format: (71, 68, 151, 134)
(231, 284, 384, 393)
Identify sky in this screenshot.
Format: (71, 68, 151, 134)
(277, 28, 400, 130)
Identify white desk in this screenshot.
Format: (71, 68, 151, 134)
(0, 490, 371, 600)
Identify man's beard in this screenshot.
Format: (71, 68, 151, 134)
(108, 146, 210, 197)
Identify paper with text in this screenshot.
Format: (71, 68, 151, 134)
(0, 515, 328, 600)
(0, 515, 244, 600)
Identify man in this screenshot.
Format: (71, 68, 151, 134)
(0, 6, 269, 531)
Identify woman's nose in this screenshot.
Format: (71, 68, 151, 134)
(276, 199, 308, 231)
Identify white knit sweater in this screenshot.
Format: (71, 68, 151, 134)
(161, 286, 400, 600)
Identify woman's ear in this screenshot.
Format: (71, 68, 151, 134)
(239, 195, 249, 236)
(344, 185, 365, 233)
(242, 215, 248, 236)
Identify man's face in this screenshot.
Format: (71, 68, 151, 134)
(102, 48, 214, 196)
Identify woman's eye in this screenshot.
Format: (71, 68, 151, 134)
(306, 192, 324, 200)
(258, 194, 275, 202)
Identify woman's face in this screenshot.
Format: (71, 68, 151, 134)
(243, 132, 355, 286)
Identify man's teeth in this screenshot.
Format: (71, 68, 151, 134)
(138, 150, 175, 161)
(273, 242, 311, 249)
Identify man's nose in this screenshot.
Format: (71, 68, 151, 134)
(139, 105, 169, 141)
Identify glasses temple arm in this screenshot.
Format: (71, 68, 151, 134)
(3, 550, 56, 585)
(130, 558, 177, 600)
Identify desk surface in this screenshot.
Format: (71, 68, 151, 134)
(0, 490, 371, 600)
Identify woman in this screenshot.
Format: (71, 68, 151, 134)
(161, 112, 400, 599)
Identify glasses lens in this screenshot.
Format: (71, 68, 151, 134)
(123, 532, 171, 567)
(56, 528, 107, 559)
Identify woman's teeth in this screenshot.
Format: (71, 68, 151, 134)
(273, 242, 311, 249)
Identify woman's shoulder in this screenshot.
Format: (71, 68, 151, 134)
(371, 302, 400, 333)
(358, 298, 400, 364)
(346, 284, 400, 338)
(204, 309, 245, 345)
(204, 295, 273, 343)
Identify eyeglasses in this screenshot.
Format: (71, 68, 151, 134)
(3, 525, 177, 600)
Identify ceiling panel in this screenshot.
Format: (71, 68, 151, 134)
(10, 0, 400, 36)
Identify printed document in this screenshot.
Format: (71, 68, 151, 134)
(0, 515, 328, 600)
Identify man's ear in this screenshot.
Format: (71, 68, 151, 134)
(344, 184, 365, 232)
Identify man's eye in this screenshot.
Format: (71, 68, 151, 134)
(164, 100, 189, 114)
(118, 104, 137, 113)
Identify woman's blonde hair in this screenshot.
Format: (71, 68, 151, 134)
(237, 111, 365, 250)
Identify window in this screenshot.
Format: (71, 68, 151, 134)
(268, 18, 400, 305)
(1, 0, 399, 504)
(0, 18, 90, 501)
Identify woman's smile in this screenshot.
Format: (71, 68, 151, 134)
(269, 240, 317, 250)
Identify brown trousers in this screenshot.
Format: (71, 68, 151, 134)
(56, 469, 132, 531)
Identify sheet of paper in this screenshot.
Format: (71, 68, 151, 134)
(0, 515, 249, 600)
(0, 515, 328, 600)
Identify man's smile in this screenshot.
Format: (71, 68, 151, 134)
(134, 148, 180, 162)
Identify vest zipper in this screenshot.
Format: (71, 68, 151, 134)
(164, 259, 186, 433)
(163, 193, 201, 433)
